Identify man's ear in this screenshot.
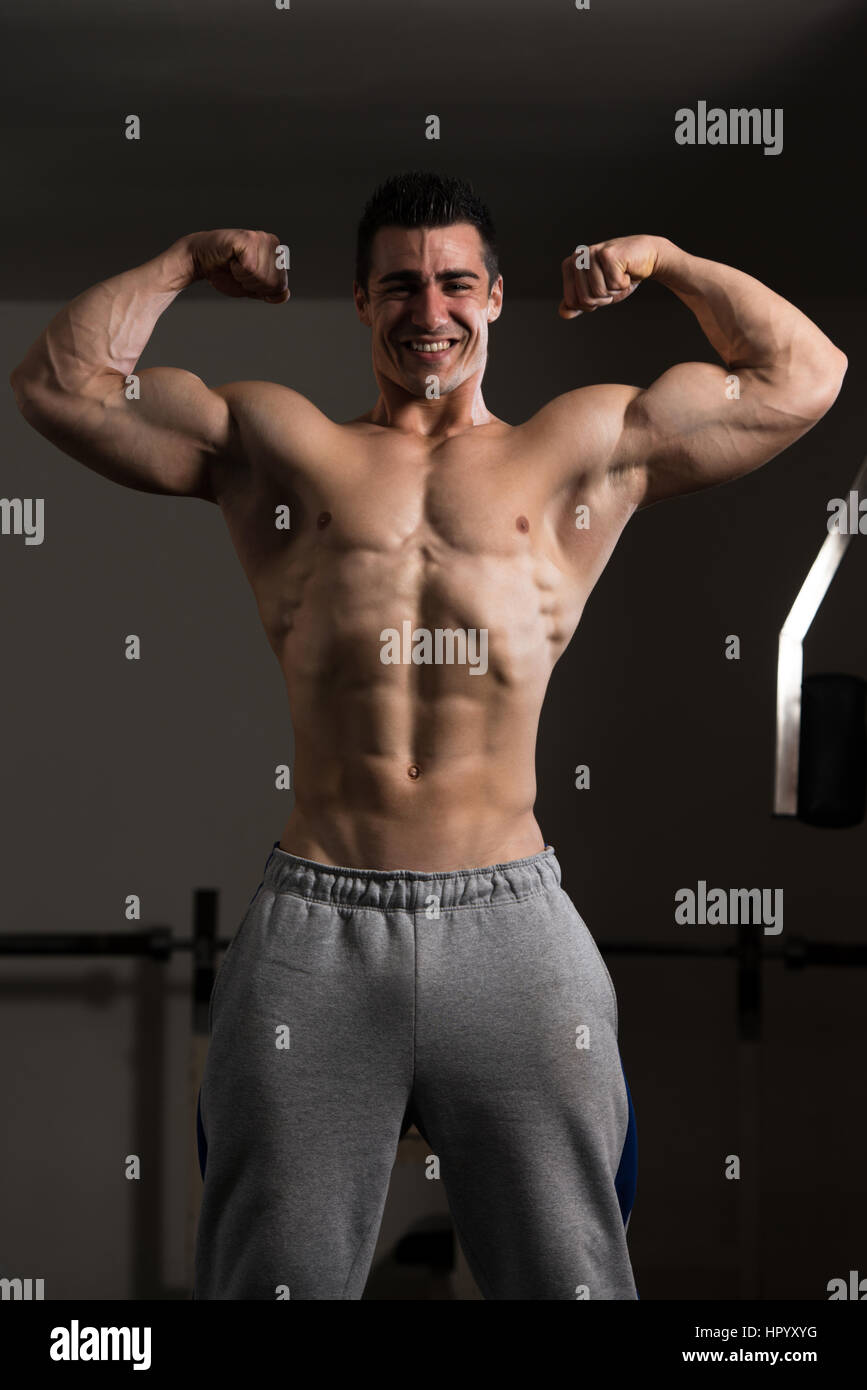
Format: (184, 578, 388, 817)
(487, 274, 504, 323)
(353, 280, 372, 326)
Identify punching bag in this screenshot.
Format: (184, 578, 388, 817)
(797, 673, 867, 827)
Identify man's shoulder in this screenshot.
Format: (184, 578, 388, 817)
(522, 382, 643, 441)
(212, 379, 333, 427)
(206, 381, 347, 504)
(518, 383, 647, 491)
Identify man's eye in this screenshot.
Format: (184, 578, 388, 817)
(448, 283, 471, 291)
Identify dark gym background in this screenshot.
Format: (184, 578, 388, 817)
(2, 0, 864, 1299)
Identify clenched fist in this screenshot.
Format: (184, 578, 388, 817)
(180, 228, 290, 303)
(559, 235, 666, 318)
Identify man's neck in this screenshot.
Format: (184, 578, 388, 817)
(364, 375, 499, 437)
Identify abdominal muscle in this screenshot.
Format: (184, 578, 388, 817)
(278, 669, 550, 872)
(273, 547, 569, 872)
(216, 412, 608, 872)
(280, 773, 546, 872)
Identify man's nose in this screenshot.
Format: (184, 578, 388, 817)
(409, 285, 451, 331)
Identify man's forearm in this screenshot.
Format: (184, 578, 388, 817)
(651, 237, 847, 399)
(10, 238, 195, 403)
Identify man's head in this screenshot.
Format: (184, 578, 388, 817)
(353, 170, 503, 399)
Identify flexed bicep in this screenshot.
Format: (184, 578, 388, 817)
(16, 365, 237, 500)
(614, 359, 840, 510)
(10, 228, 290, 501)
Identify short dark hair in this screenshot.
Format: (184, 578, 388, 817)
(355, 170, 499, 294)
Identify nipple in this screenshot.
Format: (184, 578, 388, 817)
(317, 511, 332, 529)
(407, 764, 421, 780)
(516, 515, 529, 533)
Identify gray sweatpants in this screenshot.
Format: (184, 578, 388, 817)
(194, 843, 638, 1300)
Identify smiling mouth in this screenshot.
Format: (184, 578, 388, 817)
(401, 338, 460, 355)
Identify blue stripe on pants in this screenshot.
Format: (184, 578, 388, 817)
(614, 1057, 639, 1297)
(196, 1086, 207, 1181)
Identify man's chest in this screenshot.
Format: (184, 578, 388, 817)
(229, 430, 611, 567)
(217, 426, 635, 643)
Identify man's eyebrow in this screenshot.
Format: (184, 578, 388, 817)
(376, 268, 481, 285)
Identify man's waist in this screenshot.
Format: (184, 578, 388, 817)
(288, 753, 536, 810)
(279, 800, 544, 873)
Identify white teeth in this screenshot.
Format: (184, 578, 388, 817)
(408, 340, 453, 352)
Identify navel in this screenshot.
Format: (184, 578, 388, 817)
(516, 515, 530, 533)
(407, 764, 421, 780)
(317, 510, 332, 529)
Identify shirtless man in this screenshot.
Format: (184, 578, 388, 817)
(10, 172, 846, 1300)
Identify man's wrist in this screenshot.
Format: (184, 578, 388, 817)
(155, 236, 198, 293)
(650, 237, 688, 288)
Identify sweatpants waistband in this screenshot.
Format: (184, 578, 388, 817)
(261, 842, 562, 912)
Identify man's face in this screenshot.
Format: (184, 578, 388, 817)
(354, 222, 503, 396)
